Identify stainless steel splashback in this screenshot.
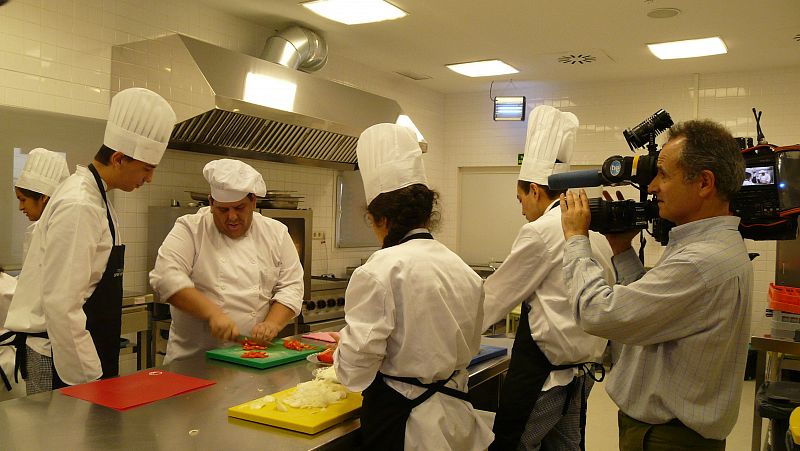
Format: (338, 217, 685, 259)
(111, 34, 411, 170)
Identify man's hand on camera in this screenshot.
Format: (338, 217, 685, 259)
(560, 189, 591, 240)
(601, 190, 639, 255)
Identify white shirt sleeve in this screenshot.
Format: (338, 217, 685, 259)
(334, 268, 394, 392)
(149, 219, 197, 302)
(269, 230, 305, 315)
(482, 226, 549, 330)
(43, 201, 102, 385)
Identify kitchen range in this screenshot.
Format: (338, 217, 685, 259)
(299, 276, 349, 333)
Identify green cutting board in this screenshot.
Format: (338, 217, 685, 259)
(206, 341, 322, 369)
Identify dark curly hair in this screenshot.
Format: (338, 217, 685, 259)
(367, 184, 440, 248)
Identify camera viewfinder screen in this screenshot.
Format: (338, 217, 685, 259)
(743, 166, 774, 186)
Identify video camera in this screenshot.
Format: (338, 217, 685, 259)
(548, 109, 675, 245)
(547, 108, 800, 246)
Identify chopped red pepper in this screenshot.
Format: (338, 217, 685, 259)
(283, 339, 316, 351)
(240, 351, 268, 359)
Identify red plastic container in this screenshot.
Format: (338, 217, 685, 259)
(769, 283, 800, 314)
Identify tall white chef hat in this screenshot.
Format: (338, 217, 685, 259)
(15, 147, 70, 197)
(103, 87, 176, 166)
(356, 123, 429, 205)
(518, 105, 579, 185)
(203, 159, 267, 202)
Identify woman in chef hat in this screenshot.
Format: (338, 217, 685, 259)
(332, 123, 493, 450)
(0, 148, 69, 400)
(14, 147, 70, 259)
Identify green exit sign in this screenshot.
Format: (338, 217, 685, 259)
(518, 153, 524, 165)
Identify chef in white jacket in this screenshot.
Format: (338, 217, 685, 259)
(149, 159, 304, 363)
(482, 105, 614, 450)
(5, 87, 176, 393)
(333, 123, 493, 450)
(14, 148, 70, 259)
(0, 148, 69, 398)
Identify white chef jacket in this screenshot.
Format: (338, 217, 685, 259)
(149, 207, 304, 363)
(482, 201, 614, 390)
(5, 166, 118, 385)
(22, 222, 36, 262)
(334, 230, 494, 450)
(0, 273, 25, 400)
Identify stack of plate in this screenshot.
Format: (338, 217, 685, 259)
(258, 190, 304, 210)
(186, 191, 303, 209)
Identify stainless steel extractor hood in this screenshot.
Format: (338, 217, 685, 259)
(111, 33, 416, 170)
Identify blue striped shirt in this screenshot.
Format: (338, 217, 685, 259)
(563, 216, 752, 440)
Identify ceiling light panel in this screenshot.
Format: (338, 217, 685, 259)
(647, 37, 727, 60)
(301, 0, 407, 25)
(446, 60, 519, 77)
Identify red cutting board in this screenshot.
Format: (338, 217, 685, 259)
(60, 370, 215, 411)
(206, 341, 322, 369)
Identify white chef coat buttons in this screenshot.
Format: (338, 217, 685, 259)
(250, 312, 256, 317)
(220, 258, 226, 263)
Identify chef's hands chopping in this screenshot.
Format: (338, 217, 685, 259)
(208, 310, 239, 342)
(251, 320, 282, 344)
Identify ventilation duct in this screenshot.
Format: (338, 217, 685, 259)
(111, 32, 419, 170)
(261, 25, 328, 72)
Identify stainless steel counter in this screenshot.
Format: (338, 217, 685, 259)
(0, 336, 510, 451)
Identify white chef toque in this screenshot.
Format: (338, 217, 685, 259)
(356, 123, 429, 205)
(15, 148, 70, 196)
(518, 105, 579, 185)
(203, 159, 267, 202)
(103, 87, 177, 166)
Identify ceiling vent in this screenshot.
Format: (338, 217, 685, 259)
(557, 54, 598, 65)
(793, 33, 800, 43)
(395, 71, 432, 81)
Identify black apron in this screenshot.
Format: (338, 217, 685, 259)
(0, 165, 124, 390)
(489, 302, 584, 451)
(60, 164, 126, 385)
(358, 231, 473, 450)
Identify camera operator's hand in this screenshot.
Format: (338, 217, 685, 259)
(601, 190, 640, 255)
(560, 189, 591, 240)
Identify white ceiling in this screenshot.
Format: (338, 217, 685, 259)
(198, 0, 800, 94)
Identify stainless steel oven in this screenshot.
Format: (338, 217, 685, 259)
(298, 277, 348, 332)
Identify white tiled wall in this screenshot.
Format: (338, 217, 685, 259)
(442, 68, 800, 334)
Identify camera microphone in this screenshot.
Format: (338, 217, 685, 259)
(547, 169, 606, 190)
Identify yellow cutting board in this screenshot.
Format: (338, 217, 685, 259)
(228, 387, 363, 434)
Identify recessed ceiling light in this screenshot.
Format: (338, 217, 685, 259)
(445, 60, 519, 77)
(647, 37, 727, 60)
(301, 0, 407, 25)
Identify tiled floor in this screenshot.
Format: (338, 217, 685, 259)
(585, 379, 766, 450)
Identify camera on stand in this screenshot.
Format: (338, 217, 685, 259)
(732, 108, 800, 241)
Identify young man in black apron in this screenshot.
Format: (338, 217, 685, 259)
(482, 105, 615, 450)
(4, 88, 175, 393)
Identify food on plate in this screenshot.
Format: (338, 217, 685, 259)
(316, 347, 335, 364)
(283, 339, 317, 351)
(241, 351, 268, 359)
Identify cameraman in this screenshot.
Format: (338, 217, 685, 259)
(559, 119, 752, 450)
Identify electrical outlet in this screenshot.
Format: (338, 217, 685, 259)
(312, 231, 325, 240)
